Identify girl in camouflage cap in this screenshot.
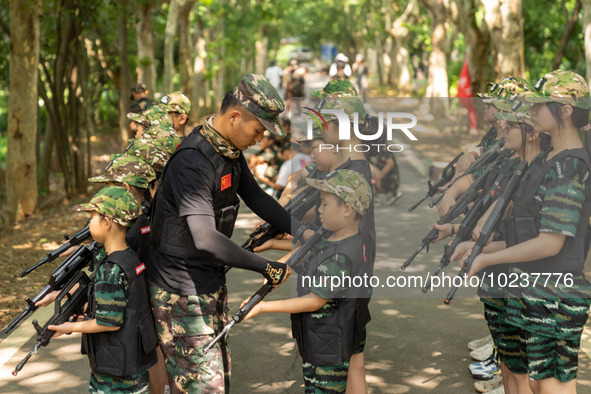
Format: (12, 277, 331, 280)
(453, 71, 591, 393)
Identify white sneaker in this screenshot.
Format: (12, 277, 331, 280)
(468, 335, 493, 350)
(474, 374, 503, 392)
(470, 342, 494, 361)
(486, 386, 505, 394)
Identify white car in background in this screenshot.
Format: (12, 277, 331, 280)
(289, 46, 314, 62)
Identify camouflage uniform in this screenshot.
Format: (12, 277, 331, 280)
(89, 155, 156, 190)
(311, 79, 358, 98)
(500, 71, 591, 381)
(148, 75, 288, 393)
(128, 105, 174, 130)
(127, 138, 172, 173)
(299, 170, 370, 393)
(73, 187, 148, 393)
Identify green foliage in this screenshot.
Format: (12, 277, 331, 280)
(0, 133, 6, 171)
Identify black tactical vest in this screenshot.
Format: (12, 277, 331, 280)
(82, 250, 157, 377)
(151, 127, 242, 258)
(504, 149, 591, 273)
(126, 203, 151, 264)
(291, 236, 371, 366)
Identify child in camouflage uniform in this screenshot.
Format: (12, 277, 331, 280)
(49, 186, 157, 393)
(244, 169, 372, 393)
(453, 70, 591, 394)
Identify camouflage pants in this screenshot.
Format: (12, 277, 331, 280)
(148, 282, 230, 393)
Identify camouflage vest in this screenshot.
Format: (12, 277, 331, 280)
(505, 149, 591, 273)
(291, 236, 371, 366)
(82, 249, 157, 376)
(151, 126, 242, 258)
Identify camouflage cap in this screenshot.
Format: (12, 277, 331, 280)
(311, 79, 358, 98)
(296, 122, 323, 143)
(152, 133, 181, 155)
(73, 186, 140, 228)
(518, 70, 590, 109)
(160, 91, 191, 115)
(494, 110, 534, 128)
(232, 74, 286, 137)
(127, 138, 171, 173)
(127, 105, 174, 128)
(88, 155, 156, 189)
(478, 76, 532, 103)
(142, 123, 178, 141)
(319, 95, 367, 124)
(306, 169, 372, 215)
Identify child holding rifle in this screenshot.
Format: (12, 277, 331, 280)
(452, 70, 591, 394)
(49, 186, 158, 393)
(244, 169, 372, 393)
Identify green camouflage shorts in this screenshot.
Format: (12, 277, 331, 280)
(148, 283, 230, 393)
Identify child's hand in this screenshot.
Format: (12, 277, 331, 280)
(35, 290, 61, 307)
(48, 321, 76, 337)
(59, 245, 79, 258)
(242, 302, 265, 322)
(253, 239, 275, 253)
(450, 241, 475, 262)
(430, 223, 452, 243)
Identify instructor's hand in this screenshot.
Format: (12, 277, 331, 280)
(263, 261, 291, 287)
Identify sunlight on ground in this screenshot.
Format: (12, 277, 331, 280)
(250, 380, 296, 392)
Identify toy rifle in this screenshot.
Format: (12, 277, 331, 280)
(444, 161, 527, 304)
(409, 153, 462, 212)
(20, 222, 91, 277)
(401, 165, 493, 271)
(4, 242, 97, 334)
(205, 227, 330, 353)
(11, 270, 92, 376)
(422, 170, 508, 292)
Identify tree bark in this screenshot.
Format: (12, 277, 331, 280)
(453, 0, 490, 95)
(7, 0, 40, 224)
(193, 14, 206, 119)
(552, 0, 581, 70)
(422, 0, 450, 116)
(216, 0, 226, 102)
(482, 0, 525, 80)
(178, 0, 196, 109)
(583, 0, 591, 85)
(164, 0, 179, 94)
(136, 3, 157, 95)
(118, 0, 130, 146)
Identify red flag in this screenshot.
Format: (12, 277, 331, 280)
(457, 55, 478, 131)
(457, 57, 473, 98)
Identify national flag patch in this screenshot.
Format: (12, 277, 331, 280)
(141, 226, 151, 235)
(135, 263, 146, 276)
(221, 174, 232, 191)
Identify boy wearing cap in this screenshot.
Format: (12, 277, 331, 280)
(159, 91, 191, 137)
(49, 186, 157, 393)
(244, 169, 372, 393)
(148, 74, 302, 392)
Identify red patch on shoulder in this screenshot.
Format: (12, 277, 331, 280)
(221, 174, 232, 191)
(140, 226, 151, 235)
(370, 178, 377, 185)
(135, 263, 146, 276)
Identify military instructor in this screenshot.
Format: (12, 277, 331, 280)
(147, 74, 300, 393)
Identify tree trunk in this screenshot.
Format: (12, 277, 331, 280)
(216, 0, 226, 102)
(7, 0, 40, 224)
(38, 121, 53, 193)
(136, 3, 156, 95)
(178, 0, 196, 109)
(118, 0, 130, 147)
(193, 15, 206, 119)
(552, 0, 581, 70)
(453, 0, 490, 95)
(423, 0, 450, 116)
(164, 0, 179, 94)
(583, 0, 591, 84)
(386, 0, 419, 95)
(482, 0, 525, 80)
(255, 36, 268, 76)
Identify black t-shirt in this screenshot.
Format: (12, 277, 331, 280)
(148, 145, 298, 295)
